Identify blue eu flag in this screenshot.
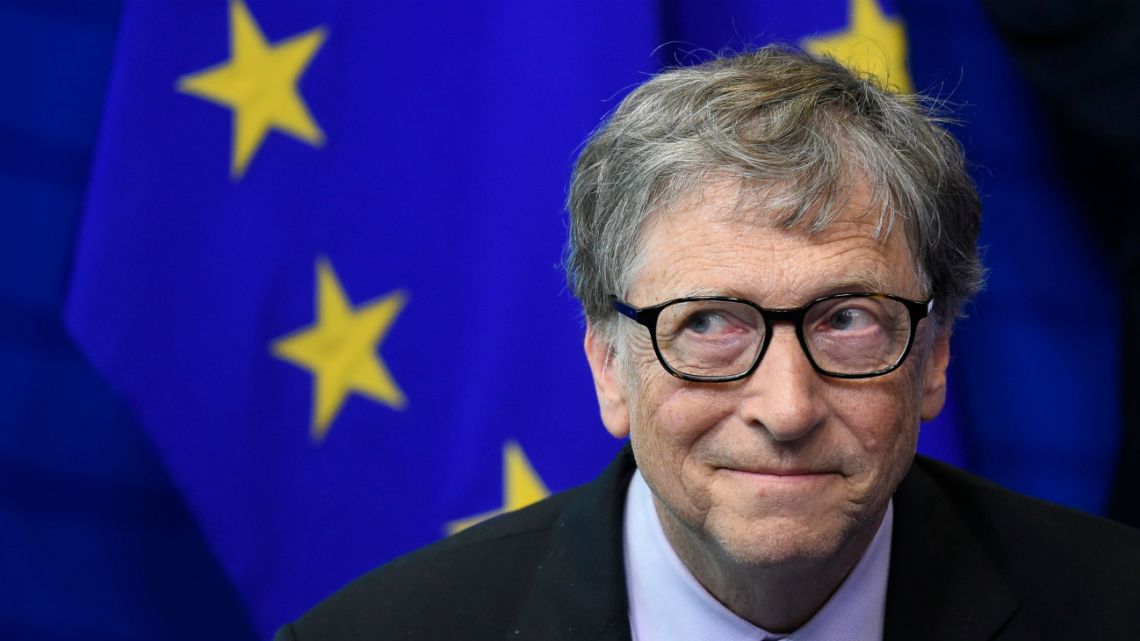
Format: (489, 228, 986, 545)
(66, 1, 657, 634)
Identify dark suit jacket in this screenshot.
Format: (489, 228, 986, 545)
(276, 448, 1140, 641)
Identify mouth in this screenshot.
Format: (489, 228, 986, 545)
(717, 467, 841, 493)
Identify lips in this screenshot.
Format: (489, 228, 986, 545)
(715, 460, 840, 476)
(722, 468, 838, 479)
(717, 467, 841, 493)
(726, 467, 830, 476)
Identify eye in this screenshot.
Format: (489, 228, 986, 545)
(683, 310, 731, 334)
(827, 307, 876, 332)
(656, 299, 761, 344)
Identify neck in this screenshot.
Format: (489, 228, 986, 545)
(654, 499, 884, 633)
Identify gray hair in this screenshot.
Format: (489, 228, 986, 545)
(564, 45, 983, 340)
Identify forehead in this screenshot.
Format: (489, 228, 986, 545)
(628, 182, 923, 306)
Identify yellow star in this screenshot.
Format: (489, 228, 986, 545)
(272, 258, 407, 442)
(446, 441, 551, 534)
(802, 0, 913, 93)
(177, 0, 327, 178)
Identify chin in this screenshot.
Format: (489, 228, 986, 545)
(709, 514, 857, 570)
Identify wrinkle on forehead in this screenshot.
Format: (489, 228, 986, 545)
(626, 178, 928, 300)
(709, 175, 891, 238)
(647, 162, 898, 234)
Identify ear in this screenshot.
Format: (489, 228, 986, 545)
(584, 325, 631, 439)
(920, 328, 952, 422)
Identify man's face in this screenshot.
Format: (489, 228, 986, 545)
(586, 183, 950, 571)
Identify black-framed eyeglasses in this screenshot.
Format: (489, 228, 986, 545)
(611, 293, 933, 382)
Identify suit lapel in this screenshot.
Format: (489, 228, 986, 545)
(508, 447, 636, 641)
(885, 458, 1026, 641)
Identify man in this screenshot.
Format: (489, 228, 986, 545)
(276, 46, 1140, 640)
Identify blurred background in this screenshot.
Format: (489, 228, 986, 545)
(3, 0, 1138, 639)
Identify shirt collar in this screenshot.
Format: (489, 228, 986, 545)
(623, 470, 893, 641)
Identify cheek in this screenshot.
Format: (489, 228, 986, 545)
(636, 383, 737, 448)
(627, 379, 738, 504)
(626, 340, 732, 443)
(830, 381, 921, 473)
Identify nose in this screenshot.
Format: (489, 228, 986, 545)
(737, 324, 826, 442)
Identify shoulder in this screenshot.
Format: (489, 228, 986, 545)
(910, 455, 1140, 559)
(277, 447, 636, 641)
(901, 456, 1140, 634)
(277, 489, 578, 641)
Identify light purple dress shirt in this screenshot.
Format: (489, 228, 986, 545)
(623, 470, 894, 641)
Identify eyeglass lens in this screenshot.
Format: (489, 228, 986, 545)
(653, 296, 914, 378)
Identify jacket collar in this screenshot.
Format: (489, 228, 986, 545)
(509, 446, 637, 641)
(885, 457, 1024, 641)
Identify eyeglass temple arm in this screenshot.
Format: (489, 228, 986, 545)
(610, 297, 639, 319)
